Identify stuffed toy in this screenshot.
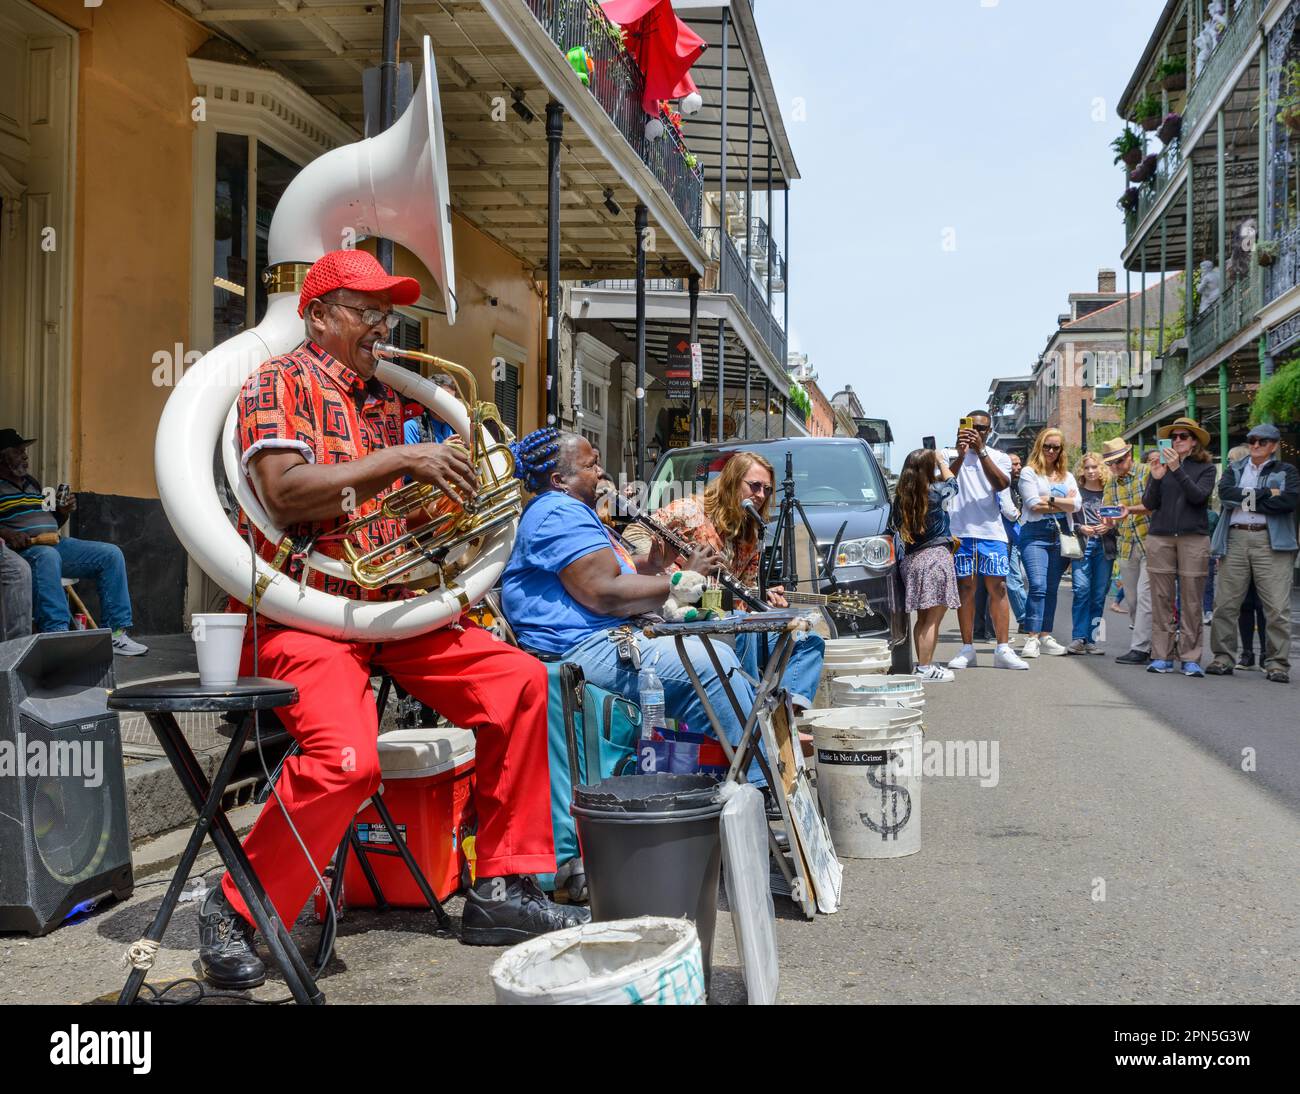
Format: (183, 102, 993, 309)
(660, 570, 720, 622)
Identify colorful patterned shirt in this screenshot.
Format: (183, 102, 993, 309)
(1105, 465, 1150, 561)
(237, 340, 407, 601)
(0, 473, 60, 537)
(652, 493, 763, 586)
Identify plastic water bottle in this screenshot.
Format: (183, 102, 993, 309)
(638, 663, 666, 742)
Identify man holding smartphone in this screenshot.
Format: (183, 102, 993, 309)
(946, 411, 1028, 671)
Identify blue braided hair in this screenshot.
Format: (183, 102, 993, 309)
(509, 427, 564, 493)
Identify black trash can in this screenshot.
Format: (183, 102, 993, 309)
(571, 774, 724, 980)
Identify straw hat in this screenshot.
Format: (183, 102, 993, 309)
(1099, 437, 1132, 464)
(1156, 416, 1210, 447)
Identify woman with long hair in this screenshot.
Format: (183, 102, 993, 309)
(1017, 428, 1081, 657)
(1140, 417, 1217, 676)
(892, 447, 960, 682)
(1067, 451, 1115, 654)
(632, 449, 825, 710)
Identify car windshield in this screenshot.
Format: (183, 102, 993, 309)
(648, 442, 886, 510)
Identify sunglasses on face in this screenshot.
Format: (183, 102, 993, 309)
(744, 480, 774, 496)
(972, 423, 990, 433)
(1248, 438, 1274, 446)
(328, 301, 402, 331)
(1042, 443, 1062, 452)
(1169, 432, 1193, 441)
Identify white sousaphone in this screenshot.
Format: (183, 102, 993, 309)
(156, 36, 516, 641)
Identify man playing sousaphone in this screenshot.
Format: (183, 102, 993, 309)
(197, 250, 584, 991)
(624, 450, 825, 712)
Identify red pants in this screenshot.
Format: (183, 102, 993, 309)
(221, 621, 554, 928)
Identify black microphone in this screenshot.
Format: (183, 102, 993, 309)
(742, 498, 767, 532)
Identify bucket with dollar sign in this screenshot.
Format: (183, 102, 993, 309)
(801, 705, 923, 858)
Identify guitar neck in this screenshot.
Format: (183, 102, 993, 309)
(783, 591, 831, 607)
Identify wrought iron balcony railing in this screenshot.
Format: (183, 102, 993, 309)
(1264, 225, 1300, 304)
(703, 226, 787, 365)
(1182, 0, 1260, 142)
(1188, 266, 1261, 364)
(1126, 139, 1184, 243)
(524, 0, 703, 236)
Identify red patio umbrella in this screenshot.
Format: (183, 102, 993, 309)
(600, 0, 706, 116)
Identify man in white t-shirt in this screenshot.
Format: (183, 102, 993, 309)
(946, 411, 1027, 671)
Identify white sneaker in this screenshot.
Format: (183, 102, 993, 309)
(111, 631, 149, 657)
(994, 645, 1029, 670)
(947, 645, 977, 670)
(1021, 636, 1041, 658)
(914, 664, 955, 683)
(1040, 636, 1068, 656)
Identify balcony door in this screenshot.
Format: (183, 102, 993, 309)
(0, 2, 76, 487)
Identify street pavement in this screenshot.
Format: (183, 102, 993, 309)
(2, 582, 1297, 1005)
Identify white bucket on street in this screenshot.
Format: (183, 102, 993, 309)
(830, 674, 925, 709)
(804, 706, 923, 859)
(823, 637, 890, 661)
(490, 916, 705, 1005)
(191, 612, 247, 687)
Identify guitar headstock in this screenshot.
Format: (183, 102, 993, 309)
(826, 592, 867, 617)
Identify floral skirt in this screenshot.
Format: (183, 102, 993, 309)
(900, 542, 960, 612)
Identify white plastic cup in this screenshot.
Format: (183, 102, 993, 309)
(192, 613, 247, 687)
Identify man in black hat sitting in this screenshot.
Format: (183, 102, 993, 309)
(1206, 423, 1299, 683)
(0, 428, 147, 655)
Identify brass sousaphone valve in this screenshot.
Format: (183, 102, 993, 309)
(333, 343, 523, 589)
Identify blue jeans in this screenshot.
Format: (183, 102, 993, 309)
(1006, 544, 1027, 625)
(565, 627, 765, 786)
(1070, 539, 1113, 642)
(18, 537, 134, 633)
(1020, 521, 1065, 634)
(735, 628, 824, 710)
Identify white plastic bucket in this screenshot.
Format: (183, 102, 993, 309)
(804, 707, 923, 859)
(191, 612, 247, 687)
(823, 637, 890, 662)
(490, 916, 705, 1005)
(830, 675, 925, 709)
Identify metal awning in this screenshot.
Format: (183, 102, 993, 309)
(568, 283, 788, 389)
(169, 0, 707, 277)
(669, 0, 799, 188)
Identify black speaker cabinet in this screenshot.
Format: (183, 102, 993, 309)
(0, 630, 133, 935)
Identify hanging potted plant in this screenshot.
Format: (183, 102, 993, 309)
(1111, 128, 1144, 168)
(1256, 239, 1279, 267)
(1156, 54, 1187, 92)
(1117, 188, 1140, 214)
(1278, 61, 1300, 133)
(1129, 153, 1158, 184)
(1132, 93, 1163, 131)
(1157, 111, 1182, 145)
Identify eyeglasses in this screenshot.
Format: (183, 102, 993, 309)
(1042, 443, 1062, 452)
(972, 423, 991, 433)
(326, 301, 402, 331)
(1169, 431, 1193, 441)
(1248, 437, 1274, 446)
(744, 480, 774, 496)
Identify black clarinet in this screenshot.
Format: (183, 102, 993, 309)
(626, 509, 771, 614)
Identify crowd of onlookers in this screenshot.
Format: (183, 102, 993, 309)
(890, 411, 1299, 684)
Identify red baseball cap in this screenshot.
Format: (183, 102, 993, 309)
(298, 249, 421, 316)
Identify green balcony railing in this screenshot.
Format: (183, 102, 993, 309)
(524, 0, 703, 236)
(1183, 0, 1260, 141)
(1126, 140, 1184, 243)
(1188, 266, 1261, 364)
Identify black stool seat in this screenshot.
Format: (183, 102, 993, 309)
(108, 676, 297, 713)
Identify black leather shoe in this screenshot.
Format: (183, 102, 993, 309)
(1115, 650, 1150, 665)
(198, 883, 266, 990)
(1265, 668, 1290, 683)
(1204, 660, 1233, 676)
(461, 875, 591, 946)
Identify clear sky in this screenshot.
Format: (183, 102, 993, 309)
(754, 0, 1166, 469)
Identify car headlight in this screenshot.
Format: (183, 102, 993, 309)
(835, 535, 895, 570)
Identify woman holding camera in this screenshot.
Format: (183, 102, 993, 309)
(1017, 428, 1080, 658)
(1141, 417, 1217, 676)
